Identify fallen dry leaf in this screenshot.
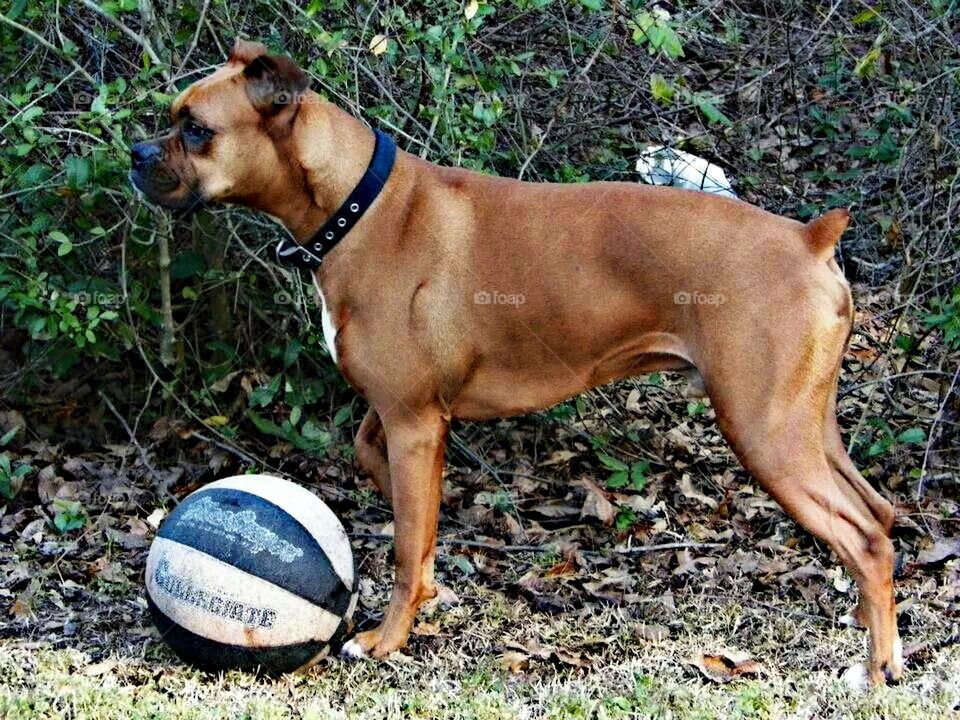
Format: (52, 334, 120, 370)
(93, 559, 128, 584)
(540, 450, 576, 466)
(679, 473, 718, 510)
(692, 649, 762, 683)
(544, 560, 576, 579)
(500, 651, 528, 673)
(82, 659, 117, 676)
(579, 478, 614, 525)
(504, 640, 589, 669)
(830, 568, 852, 593)
(528, 502, 579, 519)
(551, 647, 588, 668)
(369, 34, 389, 56)
(145, 508, 165, 529)
(126, 516, 150, 537)
(412, 621, 440, 637)
(913, 537, 960, 568)
(10, 577, 40, 619)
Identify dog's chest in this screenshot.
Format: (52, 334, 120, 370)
(312, 275, 338, 365)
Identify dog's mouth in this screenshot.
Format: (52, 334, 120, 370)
(129, 168, 204, 211)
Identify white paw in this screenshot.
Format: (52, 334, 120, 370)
(340, 638, 368, 660)
(892, 637, 905, 675)
(841, 663, 871, 691)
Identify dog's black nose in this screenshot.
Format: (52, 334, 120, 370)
(131, 142, 161, 168)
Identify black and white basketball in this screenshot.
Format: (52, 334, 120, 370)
(145, 474, 356, 674)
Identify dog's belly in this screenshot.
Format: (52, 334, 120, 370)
(449, 331, 692, 420)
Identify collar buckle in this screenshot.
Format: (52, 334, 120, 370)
(272, 129, 396, 271)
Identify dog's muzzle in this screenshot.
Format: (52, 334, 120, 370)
(129, 141, 176, 196)
(131, 142, 162, 170)
(128, 141, 202, 211)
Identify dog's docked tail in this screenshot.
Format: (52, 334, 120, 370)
(804, 208, 850, 261)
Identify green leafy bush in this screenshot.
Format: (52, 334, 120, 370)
(0, 0, 956, 479)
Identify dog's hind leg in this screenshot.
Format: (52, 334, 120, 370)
(700, 310, 900, 684)
(822, 374, 895, 535)
(822, 369, 899, 666)
(355, 406, 392, 505)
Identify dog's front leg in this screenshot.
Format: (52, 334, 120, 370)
(342, 408, 448, 659)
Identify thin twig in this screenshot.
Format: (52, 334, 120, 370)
(517, 30, 609, 180)
(78, 0, 168, 77)
(917, 363, 960, 498)
(352, 532, 724, 556)
(188, 431, 260, 467)
(174, 0, 211, 76)
(99, 390, 161, 481)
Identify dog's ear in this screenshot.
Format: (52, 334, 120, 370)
(242, 52, 309, 114)
(228, 38, 268, 65)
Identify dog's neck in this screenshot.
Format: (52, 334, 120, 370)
(265, 96, 377, 244)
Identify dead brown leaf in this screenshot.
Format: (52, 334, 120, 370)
(913, 537, 960, 568)
(540, 450, 576, 466)
(504, 640, 589, 669)
(10, 577, 40, 619)
(692, 649, 763, 683)
(544, 559, 577, 578)
(578, 478, 614, 525)
(412, 621, 440, 637)
(500, 651, 528, 673)
(679, 474, 718, 510)
(528, 502, 580, 519)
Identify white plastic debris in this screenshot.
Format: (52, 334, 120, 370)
(635, 145, 736, 198)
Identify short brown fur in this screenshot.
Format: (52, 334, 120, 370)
(130, 41, 902, 685)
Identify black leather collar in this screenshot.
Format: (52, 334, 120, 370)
(275, 129, 396, 270)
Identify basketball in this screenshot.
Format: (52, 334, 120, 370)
(145, 475, 356, 674)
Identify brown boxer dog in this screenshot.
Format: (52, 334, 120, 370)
(130, 39, 902, 684)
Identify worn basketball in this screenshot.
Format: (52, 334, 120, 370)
(145, 475, 356, 674)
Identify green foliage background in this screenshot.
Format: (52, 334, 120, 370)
(0, 0, 957, 483)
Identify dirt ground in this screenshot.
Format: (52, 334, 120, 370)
(1, 547, 959, 719)
(2, 367, 959, 720)
(2, 1, 959, 717)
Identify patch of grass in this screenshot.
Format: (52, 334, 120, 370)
(3, 591, 958, 720)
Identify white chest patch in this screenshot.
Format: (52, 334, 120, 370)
(312, 275, 338, 365)
(267, 217, 339, 366)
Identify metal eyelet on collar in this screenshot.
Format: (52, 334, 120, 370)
(274, 129, 395, 271)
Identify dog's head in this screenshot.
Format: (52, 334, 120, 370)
(129, 39, 309, 210)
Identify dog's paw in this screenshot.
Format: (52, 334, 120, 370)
(339, 638, 368, 660)
(339, 626, 408, 660)
(888, 637, 905, 681)
(841, 663, 871, 691)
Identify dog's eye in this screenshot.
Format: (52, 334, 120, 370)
(182, 119, 213, 144)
